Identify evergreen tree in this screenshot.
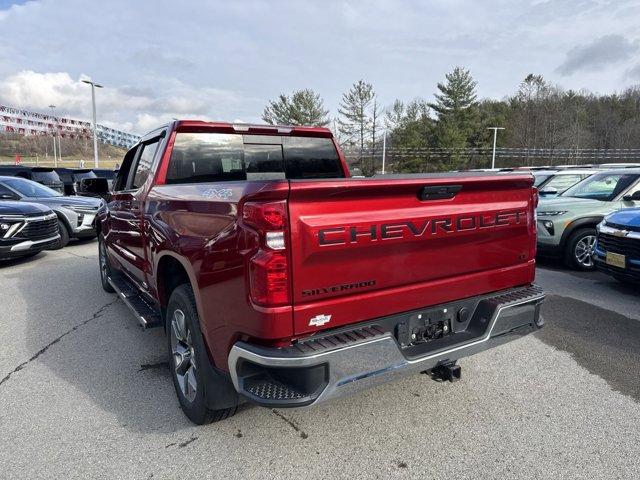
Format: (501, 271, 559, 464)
(337, 80, 376, 174)
(429, 67, 480, 169)
(262, 89, 329, 126)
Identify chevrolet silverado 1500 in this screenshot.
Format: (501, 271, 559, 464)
(96, 120, 545, 424)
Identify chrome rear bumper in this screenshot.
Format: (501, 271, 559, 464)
(228, 285, 545, 408)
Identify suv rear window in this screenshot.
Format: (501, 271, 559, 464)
(31, 170, 61, 183)
(166, 132, 344, 184)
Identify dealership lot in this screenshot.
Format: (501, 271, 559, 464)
(1, 242, 639, 480)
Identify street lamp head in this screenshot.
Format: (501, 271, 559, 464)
(82, 79, 103, 88)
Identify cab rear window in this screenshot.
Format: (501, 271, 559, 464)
(165, 132, 344, 184)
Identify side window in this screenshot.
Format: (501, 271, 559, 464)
(113, 146, 139, 191)
(129, 140, 160, 190)
(0, 183, 17, 197)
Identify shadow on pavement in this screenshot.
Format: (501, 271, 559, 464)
(537, 295, 640, 402)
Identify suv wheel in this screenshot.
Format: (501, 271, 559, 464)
(167, 284, 238, 424)
(53, 219, 70, 249)
(564, 228, 596, 270)
(98, 233, 115, 293)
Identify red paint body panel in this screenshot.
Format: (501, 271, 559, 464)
(100, 121, 537, 373)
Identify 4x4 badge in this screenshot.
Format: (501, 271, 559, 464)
(309, 314, 331, 327)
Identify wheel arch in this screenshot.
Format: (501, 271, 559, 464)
(154, 252, 203, 330)
(559, 216, 603, 250)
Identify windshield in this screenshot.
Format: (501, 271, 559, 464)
(562, 172, 639, 201)
(533, 174, 552, 187)
(3, 177, 63, 198)
(543, 174, 585, 193)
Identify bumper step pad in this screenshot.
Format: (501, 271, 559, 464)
(244, 377, 305, 401)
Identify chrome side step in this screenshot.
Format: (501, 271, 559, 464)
(107, 275, 162, 329)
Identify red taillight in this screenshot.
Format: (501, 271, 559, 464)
(243, 200, 291, 307)
(249, 250, 290, 305)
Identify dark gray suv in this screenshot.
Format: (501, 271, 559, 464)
(0, 176, 103, 248)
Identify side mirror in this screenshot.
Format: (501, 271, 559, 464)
(540, 187, 558, 196)
(622, 191, 640, 202)
(0, 192, 19, 200)
(77, 177, 109, 196)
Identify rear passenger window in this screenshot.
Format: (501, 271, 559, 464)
(165, 132, 344, 184)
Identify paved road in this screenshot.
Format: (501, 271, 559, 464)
(1, 243, 639, 479)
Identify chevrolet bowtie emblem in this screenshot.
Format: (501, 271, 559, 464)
(309, 314, 332, 327)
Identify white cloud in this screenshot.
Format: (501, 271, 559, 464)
(0, 70, 251, 134)
(0, 0, 639, 131)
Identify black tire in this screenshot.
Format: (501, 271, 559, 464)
(98, 233, 115, 293)
(53, 219, 70, 249)
(564, 227, 597, 271)
(167, 284, 238, 424)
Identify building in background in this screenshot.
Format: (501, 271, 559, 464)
(0, 105, 140, 148)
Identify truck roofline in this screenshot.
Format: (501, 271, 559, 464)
(169, 120, 333, 137)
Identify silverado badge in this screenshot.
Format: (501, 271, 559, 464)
(309, 314, 332, 327)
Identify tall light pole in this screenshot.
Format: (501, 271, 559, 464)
(82, 79, 103, 168)
(487, 127, 505, 169)
(49, 104, 58, 166)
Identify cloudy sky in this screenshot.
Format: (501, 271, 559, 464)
(0, 0, 639, 134)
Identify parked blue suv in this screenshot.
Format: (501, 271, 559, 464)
(594, 208, 640, 283)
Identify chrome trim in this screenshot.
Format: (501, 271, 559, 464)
(228, 291, 545, 407)
(0, 212, 56, 223)
(9, 234, 60, 252)
(599, 224, 640, 240)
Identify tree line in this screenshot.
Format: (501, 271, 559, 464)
(261, 68, 640, 174)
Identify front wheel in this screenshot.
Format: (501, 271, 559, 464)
(52, 219, 70, 249)
(564, 228, 596, 271)
(167, 284, 238, 424)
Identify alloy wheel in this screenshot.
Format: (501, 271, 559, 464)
(574, 234, 596, 268)
(170, 309, 198, 403)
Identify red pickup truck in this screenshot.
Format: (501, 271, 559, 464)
(96, 120, 545, 424)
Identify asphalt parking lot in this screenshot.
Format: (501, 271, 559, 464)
(1, 242, 639, 480)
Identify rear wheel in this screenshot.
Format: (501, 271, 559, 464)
(98, 233, 115, 293)
(564, 228, 596, 270)
(167, 284, 238, 424)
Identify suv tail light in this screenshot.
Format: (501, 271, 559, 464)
(243, 200, 291, 306)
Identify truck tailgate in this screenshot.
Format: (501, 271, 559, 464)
(288, 174, 536, 335)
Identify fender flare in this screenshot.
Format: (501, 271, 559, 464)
(559, 216, 603, 249)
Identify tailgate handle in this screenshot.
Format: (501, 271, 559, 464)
(418, 185, 462, 201)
